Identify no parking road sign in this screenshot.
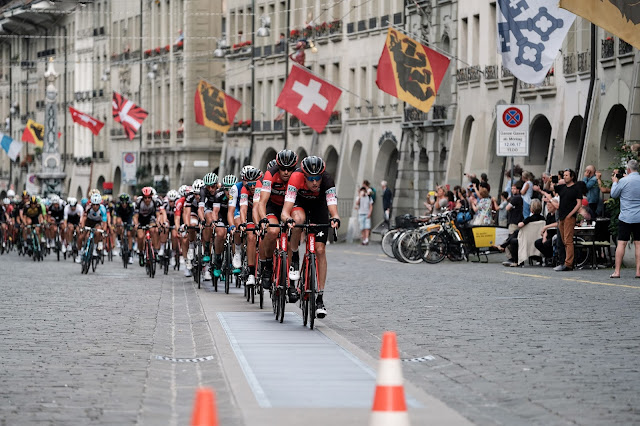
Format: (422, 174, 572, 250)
(496, 104, 529, 157)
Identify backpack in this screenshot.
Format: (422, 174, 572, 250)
(369, 187, 377, 203)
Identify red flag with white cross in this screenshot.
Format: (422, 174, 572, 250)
(276, 64, 342, 133)
(69, 106, 105, 136)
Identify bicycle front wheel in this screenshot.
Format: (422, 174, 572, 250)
(421, 231, 447, 264)
(381, 229, 401, 258)
(309, 256, 318, 330)
(396, 230, 425, 264)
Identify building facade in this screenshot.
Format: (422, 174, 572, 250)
(0, 0, 223, 199)
(446, 0, 639, 196)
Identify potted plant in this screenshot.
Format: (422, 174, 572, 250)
(144, 49, 152, 58)
(290, 29, 300, 40)
(303, 25, 313, 38)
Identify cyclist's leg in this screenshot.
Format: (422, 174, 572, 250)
(150, 219, 159, 250)
(203, 210, 214, 260)
(289, 206, 306, 280)
(212, 216, 226, 277)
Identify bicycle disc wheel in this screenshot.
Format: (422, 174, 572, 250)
(422, 232, 447, 264)
(396, 231, 425, 264)
(381, 229, 401, 258)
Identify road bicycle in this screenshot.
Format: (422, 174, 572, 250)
(67, 225, 79, 262)
(138, 224, 157, 278)
(27, 224, 44, 262)
(158, 225, 175, 275)
(119, 223, 134, 268)
(186, 225, 204, 288)
(254, 228, 265, 309)
(213, 223, 234, 294)
(296, 222, 338, 330)
(266, 223, 289, 323)
(80, 226, 103, 274)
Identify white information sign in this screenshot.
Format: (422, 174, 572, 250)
(122, 152, 138, 185)
(496, 104, 529, 157)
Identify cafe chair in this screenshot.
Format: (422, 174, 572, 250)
(574, 218, 613, 270)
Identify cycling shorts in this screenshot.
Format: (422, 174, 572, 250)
(265, 201, 283, 220)
(294, 200, 330, 244)
(67, 215, 81, 226)
(138, 215, 156, 227)
(85, 218, 101, 229)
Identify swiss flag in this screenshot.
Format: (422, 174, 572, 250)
(112, 92, 148, 140)
(276, 65, 342, 133)
(69, 106, 104, 136)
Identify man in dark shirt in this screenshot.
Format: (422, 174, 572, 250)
(553, 169, 582, 271)
(506, 181, 524, 233)
(381, 180, 393, 227)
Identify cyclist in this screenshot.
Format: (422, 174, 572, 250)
(175, 185, 190, 269)
(161, 189, 180, 266)
(46, 195, 66, 252)
(198, 172, 219, 281)
(229, 167, 252, 271)
(238, 166, 263, 287)
(102, 195, 117, 256)
(63, 197, 83, 253)
(133, 186, 164, 264)
(257, 149, 299, 290)
(281, 156, 340, 317)
(76, 192, 107, 263)
(183, 179, 205, 277)
(113, 193, 135, 264)
(20, 195, 45, 250)
(0, 198, 9, 248)
(210, 174, 239, 278)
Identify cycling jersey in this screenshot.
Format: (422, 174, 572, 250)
(22, 201, 43, 219)
(0, 204, 7, 223)
(114, 201, 135, 219)
(135, 196, 163, 218)
(184, 193, 200, 214)
(48, 204, 65, 222)
(163, 200, 176, 224)
(64, 204, 84, 225)
(86, 204, 108, 223)
(230, 182, 243, 218)
(261, 166, 289, 206)
(285, 171, 338, 206)
(175, 196, 186, 223)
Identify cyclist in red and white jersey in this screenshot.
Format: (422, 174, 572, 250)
(237, 166, 263, 286)
(256, 149, 298, 289)
(182, 179, 204, 277)
(281, 156, 340, 317)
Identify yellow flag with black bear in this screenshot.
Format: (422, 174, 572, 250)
(194, 80, 242, 133)
(22, 119, 44, 148)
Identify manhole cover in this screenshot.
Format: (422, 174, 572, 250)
(402, 356, 435, 363)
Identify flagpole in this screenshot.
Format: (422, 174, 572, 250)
(248, 0, 256, 166)
(283, 0, 291, 150)
(575, 23, 596, 173)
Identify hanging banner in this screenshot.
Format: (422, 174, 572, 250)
(26, 173, 40, 195)
(122, 152, 137, 185)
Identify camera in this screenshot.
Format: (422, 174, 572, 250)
(614, 170, 624, 180)
(551, 175, 558, 184)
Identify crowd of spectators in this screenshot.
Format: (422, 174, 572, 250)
(420, 143, 640, 276)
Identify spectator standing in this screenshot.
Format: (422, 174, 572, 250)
(498, 191, 509, 227)
(471, 187, 497, 225)
(381, 180, 393, 226)
(355, 187, 373, 245)
(506, 182, 524, 234)
(553, 169, 582, 272)
(480, 173, 491, 193)
(609, 160, 640, 279)
(363, 180, 376, 204)
(521, 171, 534, 218)
(583, 165, 599, 216)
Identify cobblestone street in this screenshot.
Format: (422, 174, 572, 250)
(1, 243, 640, 425)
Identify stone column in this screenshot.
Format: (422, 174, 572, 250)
(37, 58, 66, 196)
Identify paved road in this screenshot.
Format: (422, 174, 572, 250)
(1, 243, 639, 425)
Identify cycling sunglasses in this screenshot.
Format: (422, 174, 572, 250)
(246, 181, 257, 187)
(305, 175, 322, 182)
(279, 166, 296, 172)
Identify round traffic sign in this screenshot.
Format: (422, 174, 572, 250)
(124, 153, 135, 163)
(502, 107, 524, 128)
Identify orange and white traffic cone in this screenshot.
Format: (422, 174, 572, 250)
(191, 387, 218, 426)
(370, 331, 410, 426)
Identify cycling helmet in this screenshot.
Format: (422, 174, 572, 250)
(167, 189, 179, 201)
(141, 187, 153, 197)
(22, 190, 29, 197)
(30, 195, 37, 203)
(7, 189, 15, 198)
(43, 198, 52, 207)
(276, 149, 298, 168)
(178, 185, 189, 197)
(203, 172, 218, 186)
(119, 193, 130, 202)
(90, 193, 102, 204)
(301, 156, 326, 176)
(240, 165, 253, 180)
(184, 185, 193, 195)
(222, 175, 237, 187)
(67, 197, 78, 206)
(80, 198, 88, 207)
(51, 195, 60, 204)
(267, 159, 277, 170)
(192, 179, 205, 192)
(243, 167, 262, 182)
(150, 187, 157, 196)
